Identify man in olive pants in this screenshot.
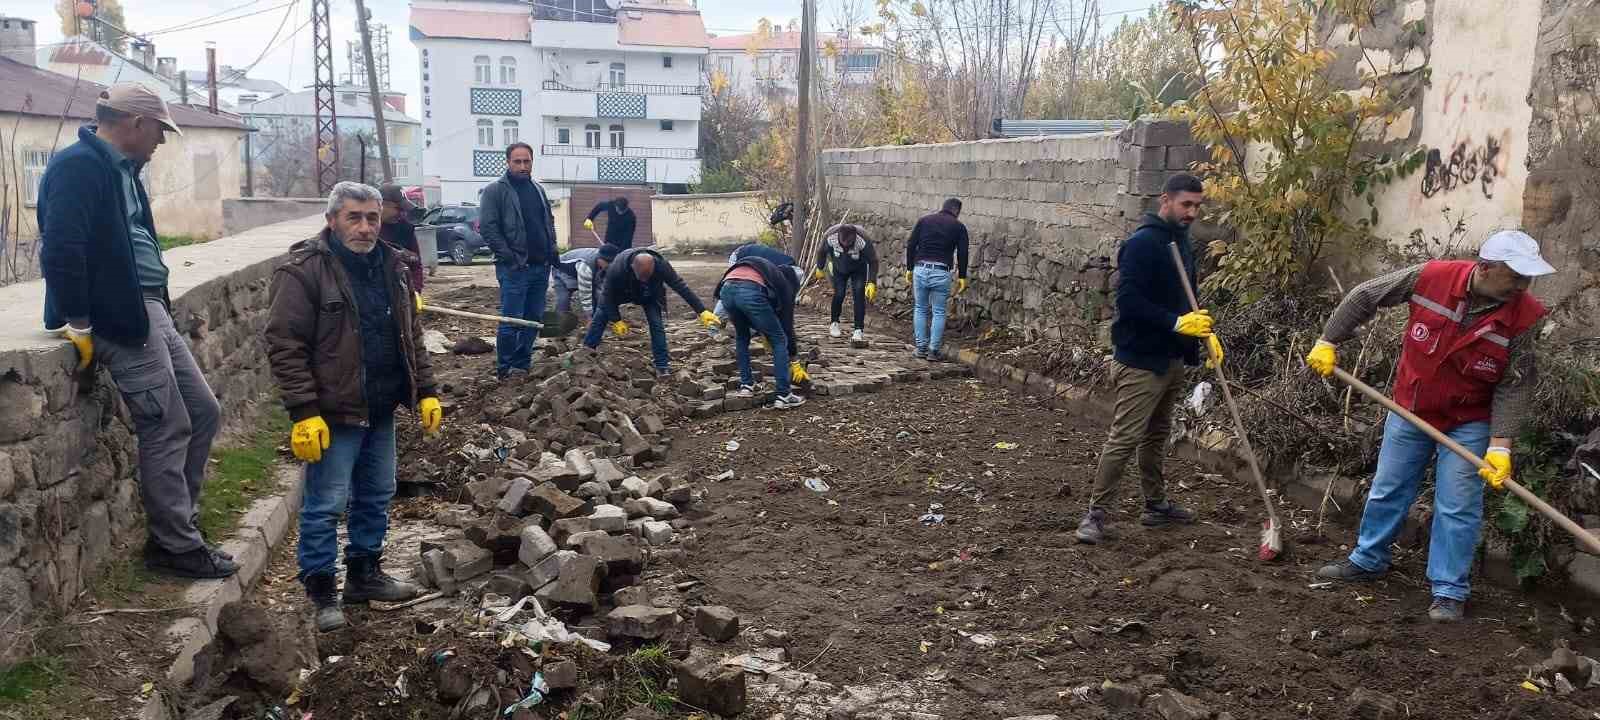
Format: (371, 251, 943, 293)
(1076, 174, 1223, 544)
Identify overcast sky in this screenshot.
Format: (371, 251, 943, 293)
(11, 0, 1154, 117)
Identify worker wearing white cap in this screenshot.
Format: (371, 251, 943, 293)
(1304, 230, 1554, 623)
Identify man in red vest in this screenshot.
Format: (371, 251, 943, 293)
(1305, 230, 1553, 623)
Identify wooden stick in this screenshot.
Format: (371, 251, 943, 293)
(1166, 243, 1279, 528)
(370, 591, 446, 612)
(422, 304, 542, 329)
(1332, 367, 1600, 556)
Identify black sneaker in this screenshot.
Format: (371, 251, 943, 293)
(927, 350, 954, 363)
(1315, 559, 1388, 582)
(913, 349, 927, 360)
(343, 555, 421, 604)
(147, 537, 233, 562)
(1140, 499, 1196, 527)
(145, 546, 239, 580)
(1075, 508, 1107, 545)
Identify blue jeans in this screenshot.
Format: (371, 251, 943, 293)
(1348, 412, 1491, 601)
(720, 280, 791, 396)
(913, 264, 953, 354)
(495, 261, 551, 374)
(584, 302, 671, 371)
(297, 414, 397, 580)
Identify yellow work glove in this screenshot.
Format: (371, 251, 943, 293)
(419, 397, 443, 436)
(812, 269, 827, 282)
(903, 270, 912, 284)
(1305, 339, 1337, 377)
(698, 310, 722, 329)
(414, 292, 424, 314)
(583, 218, 595, 231)
(789, 361, 809, 383)
(291, 416, 331, 463)
(59, 325, 94, 371)
(611, 320, 630, 337)
(1479, 447, 1512, 491)
(760, 337, 772, 353)
(956, 278, 969, 295)
(1173, 310, 1214, 338)
(864, 283, 878, 302)
(1205, 335, 1225, 370)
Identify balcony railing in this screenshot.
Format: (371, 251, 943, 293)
(542, 144, 699, 160)
(542, 79, 704, 96)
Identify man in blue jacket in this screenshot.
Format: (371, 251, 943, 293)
(1075, 173, 1224, 545)
(480, 143, 558, 380)
(39, 84, 236, 580)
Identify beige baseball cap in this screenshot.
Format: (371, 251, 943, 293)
(97, 83, 183, 136)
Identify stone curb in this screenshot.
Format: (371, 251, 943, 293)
(140, 463, 304, 720)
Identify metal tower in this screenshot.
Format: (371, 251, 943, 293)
(311, 0, 340, 194)
(343, 22, 390, 90)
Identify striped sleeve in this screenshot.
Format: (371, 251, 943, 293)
(1321, 264, 1424, 343)
(1490, 323, 1538, 437)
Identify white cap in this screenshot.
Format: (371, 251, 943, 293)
(1479, 230, 1555, 277)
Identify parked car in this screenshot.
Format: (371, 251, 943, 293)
(420, 204, 488, 265)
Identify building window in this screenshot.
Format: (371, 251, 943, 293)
(392, 154, 410, 179)
(662, 55, 673, 68)
(500, 56, 517, 84)
(608, 124, 624, 149)
(557, 127, 571, 144)
(779, 55, 792, 76)
(502, 119, 519, 145)
(755, 55, 771, 78)
(23, 149, 50, 205)
(659, 120, 674, 131)
(717, 56, 732, 77)
(584, 124, 601, 148)
(476, 119, 494, 147)
(845, 53, 881, 71)
(474, 55, 491, 84)
(608, 62, 626, 88)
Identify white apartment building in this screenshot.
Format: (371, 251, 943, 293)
(411, 0, 708, 207)
(706, 30, 886, 103)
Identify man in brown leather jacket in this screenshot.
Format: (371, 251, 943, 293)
(264, 181, 442, 631)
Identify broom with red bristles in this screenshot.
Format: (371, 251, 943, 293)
(1167, 243, 1283, 561)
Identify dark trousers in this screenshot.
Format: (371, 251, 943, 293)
(829, 270, 867, 329)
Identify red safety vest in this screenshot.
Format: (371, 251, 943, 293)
(1392, 260, 1546, 432)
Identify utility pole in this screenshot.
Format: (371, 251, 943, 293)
(355, 0, 393, 183)
(790, 0, 814, 257)
(243, 129, 254, 196)
(311, 0, 340, 194)
(205, 42, 219, 114)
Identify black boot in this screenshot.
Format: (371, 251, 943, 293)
(343, 555, 421, 604)
(303, 573, 347, 632)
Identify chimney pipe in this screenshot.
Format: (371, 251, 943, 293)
(156, 56, 176, 79)
(0, 15, 38, 69)
(205, 41, 219, 114)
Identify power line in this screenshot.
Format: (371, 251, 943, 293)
(144, 0, 271, 36)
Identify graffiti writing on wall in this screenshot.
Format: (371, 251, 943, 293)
(1420, 131, 1511, 199)
(672, 199, 731, 228)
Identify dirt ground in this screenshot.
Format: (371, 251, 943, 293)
(177, 256, 1600, 719)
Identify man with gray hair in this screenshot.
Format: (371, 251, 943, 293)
(265, 181, 441, 631)
(39, 83, 235, 580)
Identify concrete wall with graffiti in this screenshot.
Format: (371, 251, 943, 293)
(651, 191, 770, 253)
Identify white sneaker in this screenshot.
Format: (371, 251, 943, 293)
(828, 322, 841, 338)
(771, 393, 807, 410)
(733, 384, 754, 398)
(850, 329, 864, 342)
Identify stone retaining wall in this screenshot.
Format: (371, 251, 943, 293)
(0, 216, 325, 661)
(821, 119, 1205, 342)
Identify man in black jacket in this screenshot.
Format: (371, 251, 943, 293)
(584, 196, 638, 249)
(1075, 174, 1224, 545)
(716, 255, 808, 409)
(813, 223, 880, 341)
(480, 143, 558, 380)
(583, 248, 722, 375)
(39, 84, 236, 580)
(905, 198, 972, 361)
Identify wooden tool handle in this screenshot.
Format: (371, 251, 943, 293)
(1166, 243, 1277, 524)
(422, 303, 543, 329)
(1333, 367, 1600, 556)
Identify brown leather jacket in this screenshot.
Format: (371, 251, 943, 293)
(264, 229, 437, 426)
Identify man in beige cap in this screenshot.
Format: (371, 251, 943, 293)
(40, 83, 237, 580)
(1305, 229, 1553, 623)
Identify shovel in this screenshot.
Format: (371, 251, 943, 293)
(421, 302, 543, 329)
(1167, 243, 1283, 561)
(1332, 367, 1600, 556)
